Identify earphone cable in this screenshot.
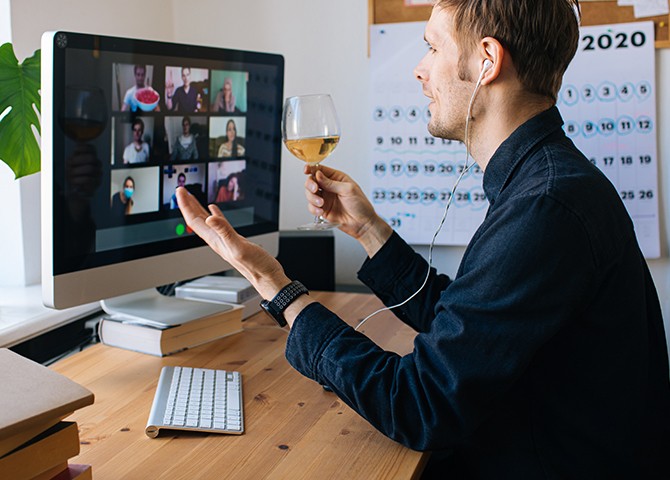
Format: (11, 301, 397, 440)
(354, 68, 486, 331)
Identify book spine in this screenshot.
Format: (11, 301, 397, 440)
(98, 308, 243, 356)
(0, 422, 80, 479)
(98, 317, 164, 356)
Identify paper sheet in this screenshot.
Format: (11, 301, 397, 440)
(633, 0, 669, 18)
(558, 21, 660, 258)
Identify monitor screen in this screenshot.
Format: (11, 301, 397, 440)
(41, 31, 284, 309)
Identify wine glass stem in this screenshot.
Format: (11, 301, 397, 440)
(309, 163, 326, 224)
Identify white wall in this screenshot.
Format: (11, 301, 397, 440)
(10, 0, 175, 60)
(0, 0, 11, 44)
(9, 1, 670, 352)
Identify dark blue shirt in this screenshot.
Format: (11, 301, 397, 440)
(285, 107, 670, 478)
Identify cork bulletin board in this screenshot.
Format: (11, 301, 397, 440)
(369, 0, 670, 48)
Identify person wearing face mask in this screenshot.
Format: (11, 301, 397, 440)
(111, 176, 135, 218)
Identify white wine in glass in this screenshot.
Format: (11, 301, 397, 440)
(282, 94, 341, 230)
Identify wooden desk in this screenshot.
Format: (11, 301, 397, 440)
(51, 291, 426, 479)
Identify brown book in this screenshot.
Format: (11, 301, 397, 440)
(31, 462, 68, 480)
(0, 349, 94, 458)
(0, 417, 62, 462)
(0, 421, 80, 479)
(98, 303, 244, 356)
(49, 463, 93, 480)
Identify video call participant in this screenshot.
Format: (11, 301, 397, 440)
(123, 118, 150, 164)
(213, 77, 240, 113)
(166, 67, 198, 113)
(170, 116, 199, 161)
(170, 172, 187, 210)
(111, 176, 135, 217)
(214, 172, 241, 203)
(217, 119, 245, 158)
(176, 1, 670, 478)
(121, 64, 148, 112)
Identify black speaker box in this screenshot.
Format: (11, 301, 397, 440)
(277, 230, 335, 291)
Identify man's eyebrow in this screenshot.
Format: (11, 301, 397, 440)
(424, 31, 440, 46)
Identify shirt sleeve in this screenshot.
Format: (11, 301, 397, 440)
(123, 88, 134, 108)
(122, 144, 131, 163)
(285, 193, 596, 452)
(357, 231, 452, 332)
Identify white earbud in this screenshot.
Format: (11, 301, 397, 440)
(474, 60, 492, 89)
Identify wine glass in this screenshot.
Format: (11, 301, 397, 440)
(282, 94, 341, 230)
(59, 86, 107, 199)
(60, 86, 108, 142)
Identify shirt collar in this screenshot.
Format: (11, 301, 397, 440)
(482, 106, 564, 205)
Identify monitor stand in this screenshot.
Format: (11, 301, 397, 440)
(100, 289, 233, 328)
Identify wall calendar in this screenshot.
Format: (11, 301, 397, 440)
(369, 21, 660, 258)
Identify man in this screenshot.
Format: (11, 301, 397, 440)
(121, 64, 147, 112)
(170, 172, 186, 210)
(166, 67, 198, 113)
(122, 118, 150, 164)
(177, 1, 670, 477)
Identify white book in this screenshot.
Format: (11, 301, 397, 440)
(100, 288, 234, 328)
(176, 292, 262, 320)
(97, 304, 244, 357)
(175, 276, 259, 304)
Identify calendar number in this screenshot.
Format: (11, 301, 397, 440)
(582, 31, 646, 51)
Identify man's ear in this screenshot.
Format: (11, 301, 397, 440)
(478, 37, 504, 85)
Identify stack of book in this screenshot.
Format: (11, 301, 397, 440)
(0, 349, 94, 479)
(175, 275, 262, 319)
(98, 289, 244, 357)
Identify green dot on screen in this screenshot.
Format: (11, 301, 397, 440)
(176, 224, 186, 236)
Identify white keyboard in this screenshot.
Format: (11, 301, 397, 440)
(145, 366, 244, 438)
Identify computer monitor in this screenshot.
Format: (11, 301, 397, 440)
(41, 31, 284, 310)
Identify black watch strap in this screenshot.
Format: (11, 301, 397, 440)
(260, 280, 309, 327)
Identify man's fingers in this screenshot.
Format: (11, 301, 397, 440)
(176, 187, 219, 242)
(176, 187, 208, 220)
(315, 170, 349, 195)
(314, 164, 338, 177)
(208, 203, 225, 216)
(205, 204, 236, 240)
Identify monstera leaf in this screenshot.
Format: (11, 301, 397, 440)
(0, 43, 41, 179)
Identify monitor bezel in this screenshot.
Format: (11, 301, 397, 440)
(41, 31, 284, 309)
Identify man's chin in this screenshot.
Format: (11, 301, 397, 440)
(427, 120, 460, 142)
(427, 122, 446, 140)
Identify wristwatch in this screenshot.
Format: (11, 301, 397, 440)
(260, 280, 309, 327)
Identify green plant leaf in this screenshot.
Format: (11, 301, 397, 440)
(0, 43, 41, 179)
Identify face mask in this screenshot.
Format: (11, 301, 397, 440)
(124, 187, 134, 199)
